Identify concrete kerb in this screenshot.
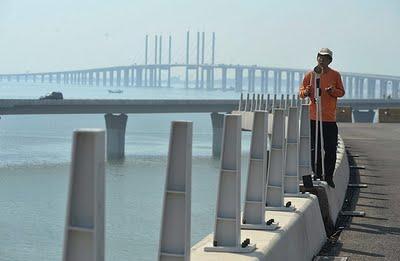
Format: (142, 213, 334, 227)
(301, 135, 350, 234)
(191, 195, 326, 261)
(191, 132, 350, 260)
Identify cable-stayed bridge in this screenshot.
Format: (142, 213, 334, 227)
(1, 32, 399, 99)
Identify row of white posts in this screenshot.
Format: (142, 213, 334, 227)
(61, 103, 312, 260)
(238, 92, 304, 112)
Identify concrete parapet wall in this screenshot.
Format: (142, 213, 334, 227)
(301, 135, 350, 235)
(191, 135, 350, 260)
(336, 106, 352, 122)
(327, 137, 349, 223)
(191, 195, 326, 260)
(378, 108, 400, 123)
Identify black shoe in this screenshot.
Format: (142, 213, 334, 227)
(326, 179, 336, 188)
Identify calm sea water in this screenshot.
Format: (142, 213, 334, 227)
(0, 82, 254, 261)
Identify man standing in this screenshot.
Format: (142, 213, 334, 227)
(299, 48, 345, 188)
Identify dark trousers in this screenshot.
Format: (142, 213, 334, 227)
(310, 120, 338, 180)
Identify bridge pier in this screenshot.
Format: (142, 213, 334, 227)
(143, 68, 148, 87)
(285, 71, 290, 94)
(273, 70, 278, 94)
(347, 77, 353, 98)
(211, 112, 224, 158)
(149, 67, 154, 86)
(104, 113, 128, 160)
(88, 71, 93, 85)
(95, 71, 100, 86)
(247, 68, 255, 92)
(235, 68, 243, 92)
(154, 67, 158, 87)
(260, 70, 265, 93)
(101, 71, 106, 86)
(221, 67, 227, 91)
(353, 109, 375, 123)
(367, 78, 375, 98)
(167, 67, 171, 88)
(158, 67, 162, 87)
(277, 70, 282, 94)
(291, 72, 295, 94)
(393, 80, 399, 99)
(110, 70, 115, 86)
(206, 68, 213, 89)
(123, 68, 129, 87)
(354, 76, 360, 98)
(380, 79, 387, 98)
(130, 67, 135, 86)
(200, 67, 205, 89)
(136, 68, 143, 87)
(116, 69, 121, 86)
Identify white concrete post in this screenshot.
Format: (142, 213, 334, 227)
(158, 121, 192, 261)
(251, 93, 256, 111)
(63, 129, 105, 261)
(245, 93, 250, 111)
(205, 114, 255, 253)
(266, 109, 294, 211)
(291, 94, 297, 107)
(299, 104, 313, 184)
(287, 94, 291, 107)
(242, 111, 278, 230)
(284, 107, 300, 195)
(273, 94, 277, 109)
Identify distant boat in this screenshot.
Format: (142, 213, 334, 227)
(108, 89, 123, 94)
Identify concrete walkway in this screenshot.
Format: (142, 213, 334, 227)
(321, 123, 400, 260)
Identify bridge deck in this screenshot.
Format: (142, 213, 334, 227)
(0, 99, 239, 114)
(1, 99, 400, 115)
(321, 123, 400, 260)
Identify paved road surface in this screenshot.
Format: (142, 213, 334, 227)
(326, 123, 400, 260)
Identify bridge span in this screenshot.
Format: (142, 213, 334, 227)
(1, 98, 399, 160)
(1, 98, 400, 115)
(1, 31, 400, 99)
(1, 64, 399, 100)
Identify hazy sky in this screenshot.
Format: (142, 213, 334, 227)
(0, 0, 399, 76)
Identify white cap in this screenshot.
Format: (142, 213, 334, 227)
(318, 48, 333, 58)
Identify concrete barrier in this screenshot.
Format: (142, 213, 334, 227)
(353, 109, 375, 123)
(378, 108, 400, 123)
(191, 130, 350, 260)
(336, 106, 352, 122)
(301, 136, 350, 235)
(191, 195, 326, 261)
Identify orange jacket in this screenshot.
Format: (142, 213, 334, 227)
(299, 67, 345, 122)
